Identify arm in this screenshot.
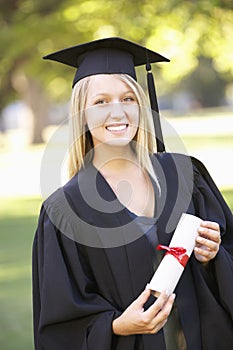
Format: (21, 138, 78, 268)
(190, 157, 233, 322)
(32, 206, 120, 350)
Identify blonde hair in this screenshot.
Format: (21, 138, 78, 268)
(68, 74, 159, 187)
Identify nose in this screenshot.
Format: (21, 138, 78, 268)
(109, 102, 125, 119)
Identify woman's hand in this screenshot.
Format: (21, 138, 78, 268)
(112, 289, 175, 336)
(194, 221, 221, 263)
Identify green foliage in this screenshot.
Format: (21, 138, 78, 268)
(0, 0, 232, 106)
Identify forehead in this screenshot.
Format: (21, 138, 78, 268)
(87, 74, 133, 93)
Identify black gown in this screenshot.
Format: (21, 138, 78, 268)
(32, 153, 233, 350)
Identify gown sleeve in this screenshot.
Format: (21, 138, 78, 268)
(191, 157, 233, 322)
(32, 204, 121, 350)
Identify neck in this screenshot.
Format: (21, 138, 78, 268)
(92, 143, 137, 173)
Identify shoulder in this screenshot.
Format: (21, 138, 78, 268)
(151, 152, 225, 193)
(152, 152, 196, 169)
(151, 152, 196, 192)
(41, 164, 99, 224)
(37, 172, 81, 229)
(41, 174, 78, 210)
(151, 152, 213, 181)
(36, 174, 83, 241)
(44, 168, 90, 211)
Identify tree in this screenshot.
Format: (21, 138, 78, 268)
(0, 0, 232, 142)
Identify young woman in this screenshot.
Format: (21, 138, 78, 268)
(33, 38, 233, 350)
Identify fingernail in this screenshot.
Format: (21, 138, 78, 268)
(171, 293, 176, 300)
(165, 289, 171, 296)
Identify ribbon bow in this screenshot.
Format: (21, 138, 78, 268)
(157, 244, 189, 268)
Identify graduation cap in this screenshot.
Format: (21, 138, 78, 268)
(43, 37, 170, 152)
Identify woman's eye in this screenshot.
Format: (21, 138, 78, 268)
(95, 99, 107, 105)
(123, 96, 135, 102)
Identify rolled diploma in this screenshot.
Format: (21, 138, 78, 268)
(147, 213, 202, 295)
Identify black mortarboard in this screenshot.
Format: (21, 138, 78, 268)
(43, 37, 170, 152)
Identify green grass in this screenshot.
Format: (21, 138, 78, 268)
(0, 191, 232, 350)
(165, 134, 233, 154)
(222, 188, 233, 212)
(0, 197, 42, 350)
(182, 134, 233, 151)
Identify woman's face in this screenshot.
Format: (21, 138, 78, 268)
(85, 74, 139, 148)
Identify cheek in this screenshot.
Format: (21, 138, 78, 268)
(134, 112, 140, 127)
(85, 107, 106, 130)
(125, 104, 139, 126)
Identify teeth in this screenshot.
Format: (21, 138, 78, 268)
(106, 124, 127, 131)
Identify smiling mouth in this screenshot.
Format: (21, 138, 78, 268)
(105, 124, 128, 132)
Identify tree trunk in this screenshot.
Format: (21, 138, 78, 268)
(11, 72, 50, 144)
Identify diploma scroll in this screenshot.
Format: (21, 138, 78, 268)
(147, 213, 202, 295)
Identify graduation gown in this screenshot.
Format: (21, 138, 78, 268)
(32, 153, 233, 350)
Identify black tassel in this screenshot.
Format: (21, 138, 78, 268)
(146, 63, 165, 153)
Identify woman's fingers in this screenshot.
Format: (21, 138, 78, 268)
(132, 288, 151, 311)
(195, 221, 221, 262)
(196, 235, 219, 251)
(112, 289, 176, 336)
(199, 221, 221, 242)
(143, 291, 175, 324)
(144, 290, 168, 317)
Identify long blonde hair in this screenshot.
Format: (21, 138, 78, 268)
(68, 74, 159, 187)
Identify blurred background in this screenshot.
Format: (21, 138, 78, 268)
(0, 1, 233, 349)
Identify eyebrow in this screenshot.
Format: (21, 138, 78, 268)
(92, 91, 135, 99)
(91, 93, 108, 99)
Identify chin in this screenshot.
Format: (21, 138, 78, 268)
(105, 138, 132, 147)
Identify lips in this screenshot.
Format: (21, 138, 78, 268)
(105, 124, 128, 132)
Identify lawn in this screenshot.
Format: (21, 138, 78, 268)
(222, 188, 233, 213)
(0, 191, 233, 350)
(0, 197, 42, 350)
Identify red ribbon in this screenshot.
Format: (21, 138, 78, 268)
(157, 244, 189, 268)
